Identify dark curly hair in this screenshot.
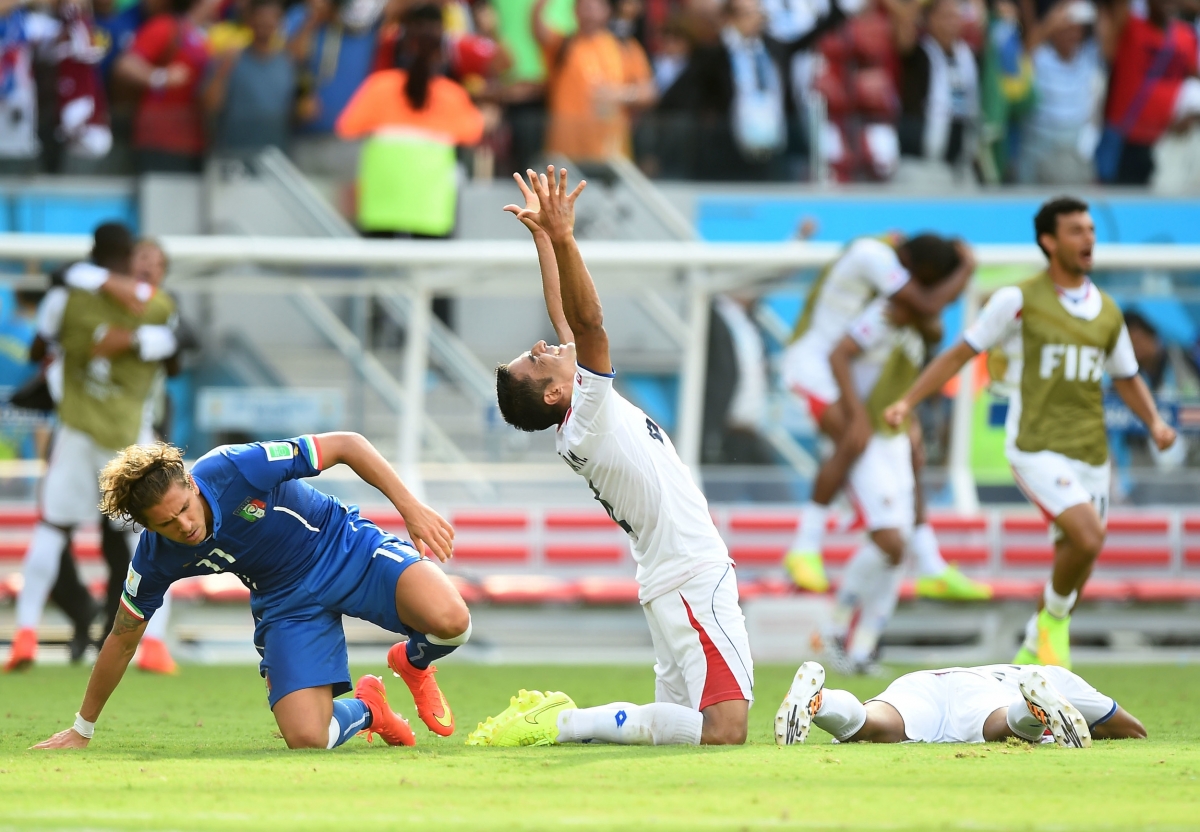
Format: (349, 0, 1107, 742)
(99, 442, 191, 525)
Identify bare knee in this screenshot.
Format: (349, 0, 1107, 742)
(870, 529, 906, 565)
(702, 716, 748, 746)
(1076, 528, 1106, 558)
(425, 601, 471, 641)
(280, 724, 328, 749)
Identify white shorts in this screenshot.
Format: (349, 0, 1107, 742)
(975, 664, 1118, 728)
(643, 564, 755, 711)
(782, 337, 837, 419)
(870, 668, 1016, 744)
(41, 424, 151, 527)
(1008, 448, 1110, 541)
(846, 434, 914, 532)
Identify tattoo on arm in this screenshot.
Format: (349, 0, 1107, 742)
(111, 607, 143, 638)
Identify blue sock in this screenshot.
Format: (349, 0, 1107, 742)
(327, 698, 371, 749)
(405, 633, 459, 670)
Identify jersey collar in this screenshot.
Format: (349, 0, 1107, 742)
(192, 473, 222, 544)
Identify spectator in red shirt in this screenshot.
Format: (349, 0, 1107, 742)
(1099, 0, 1199, 184)
(114, 0, 210, 173)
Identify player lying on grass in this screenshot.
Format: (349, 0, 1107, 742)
(482, 167, 753, 747)
(781, 233, 980, 596)
(776, 661, 1145, 749)
(32, 433, 471, 750)
(884, 197, 1176, 668)
(819, 288, 972, 674)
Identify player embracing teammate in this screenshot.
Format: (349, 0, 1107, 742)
(884, 197, 1176, 668)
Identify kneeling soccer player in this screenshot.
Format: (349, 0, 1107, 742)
(473, 167, 753, 748)
(776, 661, 1145, 748)
(32, 433, 470, 750)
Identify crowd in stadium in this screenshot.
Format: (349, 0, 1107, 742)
(1, 0, 1199, 184)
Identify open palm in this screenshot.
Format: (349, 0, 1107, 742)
(503, 170, 543, 235)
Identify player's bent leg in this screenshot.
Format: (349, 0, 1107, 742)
(699, 698, 749, 745)
(391, 559, 470, 736)
(273, 685, 337, 749)
(7, 522, 71, 671)
(845, 701, 908, 743)
(784, 400, 846, 593)
(1033, 503, 1104, 668)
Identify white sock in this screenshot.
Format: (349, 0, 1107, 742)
(1043, 583, 1077, 619)
(144, 592, 172, 641)
(828, 542, 887, 645)
(849, 559, 904, 663)
(909, 523, 948, 578)
(790, 502, 830, 554)
(812, 688, 868, 741)
(1006, 699, 1046, 741)
(16, 524, 68, 629)
(1020, 612, 1039, 654)
(556, 702, 703, 746)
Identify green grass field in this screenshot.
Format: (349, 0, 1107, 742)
(1, 662, 1198, 831)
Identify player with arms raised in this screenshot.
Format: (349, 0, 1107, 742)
(32, 433, 471, 750)
(884, 197, 1176, 667)
(474, 167, 753, 748)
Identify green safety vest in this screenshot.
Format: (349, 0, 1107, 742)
(58, 288, 175, 451)
(357, 135, 458, 237)
(1015, 272, 1124, 466)
(864, 328, 925, 437)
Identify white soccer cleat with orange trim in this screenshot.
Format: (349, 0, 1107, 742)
(775, 661, 826, 746)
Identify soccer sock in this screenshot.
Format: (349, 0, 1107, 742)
(405, 616, 472, 670)
(556, 702, 703, 746)
(849, 560, 903, 663)
(327, 698, 372, 749)
(909, 523, 949, 578)
(812, 688, 868, 741)
(1042, 583, 1077, 619)
(1006, 699, 1047, 742)
(1020, 612, 1039, 655)
(790, 501, 830, 554)
(144, 592, 172, 641)
(16, 524, 68, 629)
(828, 542, 885, 643)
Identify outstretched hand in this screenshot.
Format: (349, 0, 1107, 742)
(883, 399, 910, 429)
(503, 170, 543, 236)
(32, 728, 89, 750)
(509, 166, 586, 243)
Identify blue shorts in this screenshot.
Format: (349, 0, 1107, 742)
(252, 529, 422, 708)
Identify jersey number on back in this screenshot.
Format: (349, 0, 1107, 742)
(646, 418, 664, 444)
(587, 481, 634, 538)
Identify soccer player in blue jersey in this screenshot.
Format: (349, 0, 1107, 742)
(32, 433, 471, 750)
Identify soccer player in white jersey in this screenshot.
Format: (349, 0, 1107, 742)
(776, 660, 1145, 748)
(476, 167, 753, 748)
(885, 197, 1176, 668)
(780, 234, 983, 598)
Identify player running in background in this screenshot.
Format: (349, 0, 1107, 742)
(818, 287, 975, 674)
(781, 233, 981, 597)
(775, 660, 1145, 748)
(884, 197, 1176, 668)
(478, 167, 752, 748)
(32, 433, 470, 750)
(7, 228, 181, 674)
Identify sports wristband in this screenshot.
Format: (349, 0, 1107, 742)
(149, 68, 168, 89)
(73, 712, 95, 739)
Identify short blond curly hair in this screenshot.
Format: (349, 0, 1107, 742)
(99, 443, 190, 525)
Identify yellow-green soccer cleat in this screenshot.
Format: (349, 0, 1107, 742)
(914, 565, 993, 601)
(465, 689, 577, 747)
(1012, 645, 1039, 665)
(784, 550, 829, 593)
(1036, 609, 1071, 669)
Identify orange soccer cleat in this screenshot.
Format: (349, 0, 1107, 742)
(136, 637, 179, 675)
(388, 642, 455, 737)
(354, 675, 416, 746)
(4, 627, 37, 672)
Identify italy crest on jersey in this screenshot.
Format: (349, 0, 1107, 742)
(236, 497, 267, 522)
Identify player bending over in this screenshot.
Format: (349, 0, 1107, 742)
(476, 167, 753, 748)
(884, 197, 1176, 668)
(776, 661, 1145, 748)
(33, 433, 470, 750)
(818, 290, 968, 674)
(781, 232, 983, 599)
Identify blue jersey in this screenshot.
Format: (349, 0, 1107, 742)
(120, 435, 374, 623)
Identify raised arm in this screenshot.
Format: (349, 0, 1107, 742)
(516, 167, 609, 373)
(504, 170, 573, 343)
(891, 241, 976, 319)
(313, 432, 455, 562)
(1112, 375, 1177, 451)
(32, 606, 147, 749)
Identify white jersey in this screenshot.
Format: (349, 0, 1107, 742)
(846, 298, 926, 400)
(963, 280, 1138, 449)
(557, 364, 732, 603)
(795, 238, 912, 357)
